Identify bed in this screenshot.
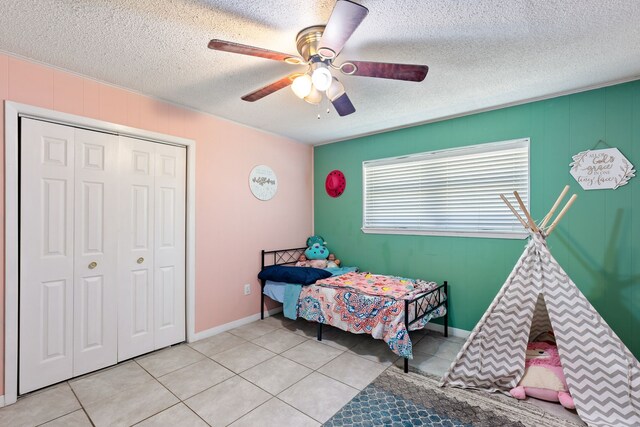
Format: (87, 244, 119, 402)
(259, 247, 448, 373)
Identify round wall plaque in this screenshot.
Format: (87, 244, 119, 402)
(325, 170, 346, 198)
(249, 165, 278, 200)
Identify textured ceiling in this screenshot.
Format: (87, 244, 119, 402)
(1, 0, 640, 145)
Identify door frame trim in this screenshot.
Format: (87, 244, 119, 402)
(4, 101, 197, 404)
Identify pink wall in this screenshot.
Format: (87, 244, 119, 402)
(0, 54, 313, 396)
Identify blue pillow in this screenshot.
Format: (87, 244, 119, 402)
(258, 265, 332, 285)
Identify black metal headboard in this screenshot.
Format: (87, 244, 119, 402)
(261, 247, 307, 270)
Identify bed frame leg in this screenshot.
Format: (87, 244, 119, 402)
(443, 281, 449, 338)
(444, 314, 449, 337)
(260, 291, 265, 320)
(404, 357, 409, 373)
(317, 323, 323, 341)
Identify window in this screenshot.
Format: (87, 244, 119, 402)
(362, 138, 529, 239)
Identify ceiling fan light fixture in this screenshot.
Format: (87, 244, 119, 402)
(304, 86, 323, 105)
(326, 77, 345, 101)
(312, 66, 333, 91)
(291, 74, 313, 98)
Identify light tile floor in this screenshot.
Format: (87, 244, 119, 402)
(0, 313, 584, 426)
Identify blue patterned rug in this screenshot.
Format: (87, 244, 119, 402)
(324, 369, 583, 427)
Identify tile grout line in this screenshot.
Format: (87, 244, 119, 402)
(228, 395, 323, 426)
(172, 373, 242, 406)
(247, 329, 313, 353)
(219, 397, 273, 426)
(136, 344, 207, 378)
(274, 396, 325, 425)
(237, 357, 311, 397)
(133, 360, 213, 426)
(66, 381, 97, 427)
(131, 402, 183, 426)
(187, 336, 250, 359)
(25, 382, 87, 426)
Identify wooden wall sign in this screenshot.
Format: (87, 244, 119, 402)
(570, 148, 635, 190)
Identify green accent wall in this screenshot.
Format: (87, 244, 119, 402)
(314, 80, 640, 358)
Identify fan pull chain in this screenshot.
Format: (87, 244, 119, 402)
(316, 97, 331, 120)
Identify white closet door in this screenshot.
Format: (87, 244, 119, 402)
(153, 143, 186, 348)
(20, 118, 75, 394)
(118, 136, 156, 360)
(72, 129, 119, 376)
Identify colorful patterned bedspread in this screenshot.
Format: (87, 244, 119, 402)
(297, 273, 446, 359)
(315, 272, 436, 300)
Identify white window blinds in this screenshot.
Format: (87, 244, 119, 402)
(362, 138, 529, 239)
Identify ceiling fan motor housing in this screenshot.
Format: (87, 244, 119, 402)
(296, 26, 329, 63)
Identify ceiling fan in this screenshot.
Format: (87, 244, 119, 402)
(208, 0, 428, 117)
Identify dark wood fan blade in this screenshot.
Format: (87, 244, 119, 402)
(318, 0, 369, 58)
(347, 60, 429, 82)
(241, 74, 301, 102)
(331, 92, 356, 116)
(208, 39, 303, 64)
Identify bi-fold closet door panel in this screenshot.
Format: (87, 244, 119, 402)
(153, 142, 187, 350)
(73, 128, 119, 376)
(117, 137, 156, 360)
(118, 136, 186, 361)
(19, 118, 119, 394)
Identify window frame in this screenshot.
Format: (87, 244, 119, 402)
(361, 138, 530, 239)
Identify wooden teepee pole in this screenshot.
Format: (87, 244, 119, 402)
(540, 185, 569, 229)
(500, 194, 529, 229)
(546, 194, 577, 236)
(514, 191, 538, 232)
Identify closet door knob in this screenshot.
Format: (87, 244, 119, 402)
(137, 257, 144, 264)
(88, 261, 98, 269)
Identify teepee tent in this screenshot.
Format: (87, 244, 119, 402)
(441, 187, 640, 427)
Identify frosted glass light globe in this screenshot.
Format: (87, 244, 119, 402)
(326, 77, 345, 101)
(291, 74, 312, 98)
(304, 86, 322, 105)
(312, 67, 332, 91)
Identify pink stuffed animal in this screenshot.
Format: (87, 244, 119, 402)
(510, 341, 575, 409)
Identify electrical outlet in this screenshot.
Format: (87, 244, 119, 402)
(244, 284, 251, 295)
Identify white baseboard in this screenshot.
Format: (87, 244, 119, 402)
(189, 307, 283, 343)
(0, 395, 5, 408)
(425, 322, 471, 339)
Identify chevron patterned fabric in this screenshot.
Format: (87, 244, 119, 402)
(441, 232, 640, 427)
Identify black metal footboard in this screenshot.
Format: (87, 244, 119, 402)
(403, 281, 449, 373)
